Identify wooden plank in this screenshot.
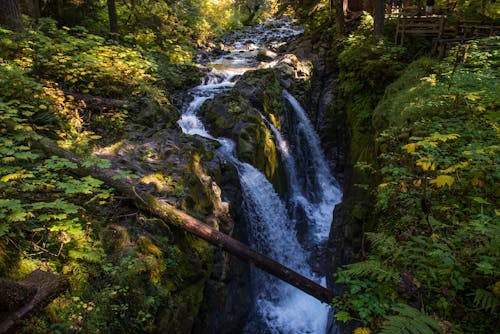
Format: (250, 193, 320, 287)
(396, 15, 446, 45)
(404, 30, 441, 34)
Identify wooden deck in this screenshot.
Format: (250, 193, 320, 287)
(394, 15, 498, 58)
(432, 20, 499, 58)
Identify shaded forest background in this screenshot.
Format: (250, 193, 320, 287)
(0, 0, 499, 333)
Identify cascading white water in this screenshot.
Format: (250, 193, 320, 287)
(282, 90, 342, 241)
(177, 20, 341, 334)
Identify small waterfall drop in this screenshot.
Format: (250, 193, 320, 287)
(282, 90, 342, 241)
(178, 20, 341, 334)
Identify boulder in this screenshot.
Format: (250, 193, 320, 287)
(200, 69, 288, 195)
(256, 49, 278, 61)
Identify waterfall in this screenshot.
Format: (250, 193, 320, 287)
(178, 19, 342, 334)
(282, 90, 342, 241)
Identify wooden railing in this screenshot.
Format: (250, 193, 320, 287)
(432, 20, 499, 58)
(395, 16, 446, 45)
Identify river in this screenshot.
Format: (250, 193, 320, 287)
(178, 19, 342, 334)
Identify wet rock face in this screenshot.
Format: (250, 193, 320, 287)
(200, 69, 288, 195)
(256, 48, 278, 61)
(273, 54, 312, 101)
(93, 121, 248, 334)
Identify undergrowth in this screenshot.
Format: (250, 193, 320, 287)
(0, 21, 208, 333)
(333, 36, 500, 333)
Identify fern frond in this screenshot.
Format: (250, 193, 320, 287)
(473, 289, 499, 313)
(380, 304, 441, 334)
(30, 110, 58, 125)
(366, 232, 392, 246)
(344, 259, 399, 283)
(366, 232, 397, 254)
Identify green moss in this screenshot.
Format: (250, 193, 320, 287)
(184, 153, 218, 216)
(227, 101, 243, 114)
(0, 240, 20, 277)
(372, 57, 440, 131)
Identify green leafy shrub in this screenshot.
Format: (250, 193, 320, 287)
(0, 16, 219, 332)
(333, 39, 500, 333)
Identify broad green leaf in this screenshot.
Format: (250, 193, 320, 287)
(334, 311, 352, 322)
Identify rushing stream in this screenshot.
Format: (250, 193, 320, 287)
(178, 20, 342, 334)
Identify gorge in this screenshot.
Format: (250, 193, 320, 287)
(179, 20, 342, 333)
(2, 1, 497, 333)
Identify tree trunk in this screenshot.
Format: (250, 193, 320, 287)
(0, 0, 24, 31)
(0, 270, 68, 333)
(107, 0, 118, 38)
(14, 125, 336, 304)
(331, 0, 345, 37)
(363, 0, 375, 13)
(374, 0, 385, 41)
(349, 0, 363, 11)
(20, 0, 40, 21)
(66, 92, 130, 111)
(30, 0, 40, 21)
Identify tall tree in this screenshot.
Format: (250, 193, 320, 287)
(373, 0, 385, 40)
(0, 0, 24, 31)
(343, 0, 349, 15)
(29, 0, 40, 20)
(363, 0, 375, 13)
(20, 0, 41, 21)
(107, 0, 118, 38)
(330, 0, 346, 37)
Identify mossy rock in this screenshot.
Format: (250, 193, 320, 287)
(101, 224, 132, 255)
(234, 68, 285, 124)
(156, 279, 209, 334)
(200, 70, 287, 193)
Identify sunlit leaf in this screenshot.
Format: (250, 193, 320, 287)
(442, 161, 470, 174)
(416, 158, 435, 172)
(429, 175, 454, 188)
(402, 143, 419, 153)
(470, 197, 490, 205)
(399, 180, 408, 193)
(335, 311, 352, 322)
(427, 133, 460, 142)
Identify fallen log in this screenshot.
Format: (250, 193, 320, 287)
(66, 92, 130, 110)
(0, 270, 68, 333)
(13, 124, 335, 304)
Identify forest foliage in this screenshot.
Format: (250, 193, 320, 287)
(0, 19, 196, 332)
(0, 0, 499, 333)
(329, 13, 499, 334)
